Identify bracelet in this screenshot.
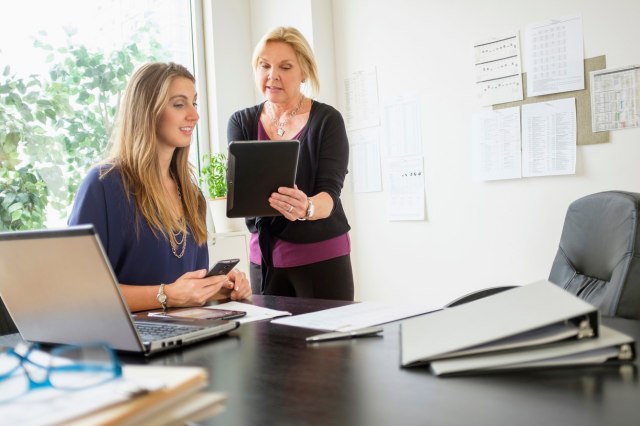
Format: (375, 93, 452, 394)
(297, 198, 315, 221)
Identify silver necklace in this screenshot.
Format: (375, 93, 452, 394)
(267, 96, 304, 137)
(170, 174, 187, 259)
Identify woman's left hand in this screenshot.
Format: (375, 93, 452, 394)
(211, 268, 252, 301)
(270, 185, 308, 221)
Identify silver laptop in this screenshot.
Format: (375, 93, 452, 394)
(0, 225, 239, 355)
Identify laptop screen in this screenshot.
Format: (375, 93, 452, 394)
(0, 225, 144, 351)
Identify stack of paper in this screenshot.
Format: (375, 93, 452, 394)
(69, 366, 225, 426)
(0, 348, 224, 426)
(400, 280, 636, 376)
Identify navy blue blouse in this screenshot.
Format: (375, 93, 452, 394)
(68, 166, 208, 286)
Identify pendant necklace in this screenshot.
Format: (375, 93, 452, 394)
(267, 96, 304, 137)
(169, 173, 187, 259)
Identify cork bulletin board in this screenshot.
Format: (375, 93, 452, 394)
(494, 55, 609, 145)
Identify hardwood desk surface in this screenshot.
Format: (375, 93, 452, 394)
(130, 296, 638, 426)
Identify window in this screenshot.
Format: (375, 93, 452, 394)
(0, 0, 208, 230)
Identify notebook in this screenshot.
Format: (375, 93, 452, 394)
(0, 225, 239, 356)
(226, 140, 300, 217)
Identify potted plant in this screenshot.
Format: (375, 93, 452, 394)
(200, 152, 243, 233)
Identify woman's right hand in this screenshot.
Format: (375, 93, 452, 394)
(164, 269, 228, 307)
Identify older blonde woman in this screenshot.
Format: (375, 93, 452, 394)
(228, 27, 354, 300)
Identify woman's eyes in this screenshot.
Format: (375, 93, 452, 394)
(173, 102, 198, 109)
(259, 64, 292, 71)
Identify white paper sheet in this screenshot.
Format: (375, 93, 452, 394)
(472, 107, 522, 181)
(590, 65, 640, 132)
(386, 156, 425, 221)
(349, 128, 382, 193)
(271, 301, 439, 332)
(344, 67, 380, 130)
(474, 32, 524, 106)
(205, 301, 291, 324)
(382, 94, 423, 157)
(521, 98, 576, 177)
(526, 14, 585, 97)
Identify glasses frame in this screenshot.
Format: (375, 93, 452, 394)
(0, 342, 122, 403)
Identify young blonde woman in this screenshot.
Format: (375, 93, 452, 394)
(69, 62, 251, 312)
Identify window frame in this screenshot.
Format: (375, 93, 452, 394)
(189, 0, 213, 172)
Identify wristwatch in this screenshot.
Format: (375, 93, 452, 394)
(157, 283, 168, 311)
(298, 198, 315, 221)
(306, 198, 315, 219)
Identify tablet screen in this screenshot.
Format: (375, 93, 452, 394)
(226, 140, 300, 218)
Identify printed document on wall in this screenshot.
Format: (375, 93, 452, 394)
(382, 94, 423, 157)
(350, 127, 382, 193)
(525, 15, 584, 97)
(472, 107, 521, 181)
(522, 98, 576, 177)
(474, 32, 523, 106)
(590, 65, 640, 132)
(386, 156, 425, 221)
(344, 67, 380, 130)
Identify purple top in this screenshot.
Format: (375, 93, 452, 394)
(249, 121, 350, 267)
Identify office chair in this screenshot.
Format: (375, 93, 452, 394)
(549, 190, 640, 319)
(444, 286, 516, 308)
(0, 297, 18, 336)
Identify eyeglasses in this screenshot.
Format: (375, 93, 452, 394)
(0, 342, 122, 403)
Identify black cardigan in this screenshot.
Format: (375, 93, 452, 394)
(227, 100, 351, 244)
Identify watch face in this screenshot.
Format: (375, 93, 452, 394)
(157, 293, 167, 303)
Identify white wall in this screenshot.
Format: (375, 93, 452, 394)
(206, 0, 254, 152)
(331, 0, 640, 306)
(207, 0, 640, 306)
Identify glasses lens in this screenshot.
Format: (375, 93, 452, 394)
(0, 351, 29, 403)
(49, 344, 118, 390)
(0, 349, 21, 377)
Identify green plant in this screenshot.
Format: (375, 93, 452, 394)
(0, 24, 168, 230)
(200, 153, 227, 199)
(0, 167, 48, 231)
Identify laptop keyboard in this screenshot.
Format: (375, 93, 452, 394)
(135, 321, 204, 342)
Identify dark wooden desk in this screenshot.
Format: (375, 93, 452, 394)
(134, 296, 638, 426)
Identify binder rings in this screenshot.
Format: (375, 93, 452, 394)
(400, 280, 636, 375)
(429, 325, 634, 376)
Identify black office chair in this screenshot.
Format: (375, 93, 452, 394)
(445, 286, 517, 308)
(446, 191, 640, 316)
(0, 297, 18, 336)
(549, 190, 640, 319)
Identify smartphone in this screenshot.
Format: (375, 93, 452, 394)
(151, 307, 246, 320)
(205, 258, 240, 277)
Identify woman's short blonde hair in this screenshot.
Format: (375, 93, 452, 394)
(252, 26, 320, 97)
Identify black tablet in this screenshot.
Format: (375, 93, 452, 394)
(226, 140, 300, 218)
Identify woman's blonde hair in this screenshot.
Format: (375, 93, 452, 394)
(104, 62, 207, 246)
(252, 26, 320, 97)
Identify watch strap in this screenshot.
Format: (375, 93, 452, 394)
(157, 283, 168, 311)
(297, 198, 314, 221)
